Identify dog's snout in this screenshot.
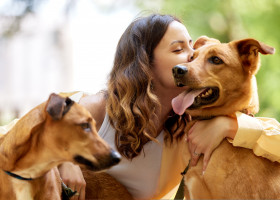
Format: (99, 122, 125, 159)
(110, 150, 121, 164)
(172, 65, 188, 87)
(172, 65, 188, 78)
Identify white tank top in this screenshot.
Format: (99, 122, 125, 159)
(98, 113, 164, 200)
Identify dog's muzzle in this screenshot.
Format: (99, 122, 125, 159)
(172, 65, 188, 87)
(74, 149, 121, 171)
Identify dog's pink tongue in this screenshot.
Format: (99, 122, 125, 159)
(172, 89, 204, 115)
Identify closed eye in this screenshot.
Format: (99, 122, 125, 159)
(80, 122, 92, 132)
(173, 49, 183, 53)
(208, 56, 224, 65)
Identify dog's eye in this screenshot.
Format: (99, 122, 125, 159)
(208, 56, 224, 65)
(80, 123, 91, 132)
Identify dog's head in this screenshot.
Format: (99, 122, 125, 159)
(172, 36, 275, 117)
(44, 93, 121, 171)
(0, 93, 120, 174)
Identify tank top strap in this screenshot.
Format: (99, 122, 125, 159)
(98, 112, 113, 138)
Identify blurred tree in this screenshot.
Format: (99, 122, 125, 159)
(0, 0, 77, 38)
(158, 0, 280, 120)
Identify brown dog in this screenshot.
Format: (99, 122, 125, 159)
(172, 36, 279, 199)
(0, 93, 121, 200)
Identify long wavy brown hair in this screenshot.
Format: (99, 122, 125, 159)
(106, 14, 188, 159)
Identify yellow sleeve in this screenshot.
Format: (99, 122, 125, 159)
(232, 112, 280, 162)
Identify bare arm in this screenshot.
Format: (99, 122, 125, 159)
(79, 91, 107, 131)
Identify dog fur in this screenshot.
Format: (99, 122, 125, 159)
(0, 93, 120, 200)
(82, 168, 133, 200)
(172, 36, 279, 199)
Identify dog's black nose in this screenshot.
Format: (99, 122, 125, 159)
(172, 65, 188, 78)
(110, 150, 121, 164)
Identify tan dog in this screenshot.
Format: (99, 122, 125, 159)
(172, 36, 279, 199)
(0, 93, 121, 200)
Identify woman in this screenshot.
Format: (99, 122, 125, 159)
(58, 13, 280, 200)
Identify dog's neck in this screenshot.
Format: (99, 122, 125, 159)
(10, 161, 62, 180)
(0, 117, 65, 179)
(3, 132, 65, 179)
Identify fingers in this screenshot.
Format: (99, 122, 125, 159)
(186, 117, 234, 175)
(187, 121, 197, 142)
(77, 168, 86, 200)
(203, 152, 210, 173)
(79, 186, 86, 200)
(191, 148, 201, 166)
(75, 173, 86, 200)
(188, 124, 202, 166)
(58, 163, 86, 200)
(188, 137, 207, 174)
(188, 137, 200, 166)
(188, 123, 195, 136)
(65, 179, 86, 200)
(73, 185, 80, 200)
(74, 185, 82, 200)
(67, 182, 77, 200)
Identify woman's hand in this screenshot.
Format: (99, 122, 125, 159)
(58, 162, 86, 200)
(187, 116, 238, 173)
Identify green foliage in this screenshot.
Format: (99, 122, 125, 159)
(160, 0, 280, 120)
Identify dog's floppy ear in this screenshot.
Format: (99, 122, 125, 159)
(46, 93, 74, 120)
(193, 36, 221, 49)
(234, 38, 275, 75)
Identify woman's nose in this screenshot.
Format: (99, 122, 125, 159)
(187, 49, 194, 62)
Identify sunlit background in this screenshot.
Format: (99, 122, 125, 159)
(0, 0, 279, 125)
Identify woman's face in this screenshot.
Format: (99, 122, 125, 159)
(152, 21, 193, 93)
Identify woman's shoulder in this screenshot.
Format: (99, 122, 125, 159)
(79, 91, 107, 131)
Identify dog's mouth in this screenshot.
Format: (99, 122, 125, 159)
(74, 150, 121, 171)
(74, 155, 98, 170)
(172, 87, 219, 115)
(190, 87, 219, 109)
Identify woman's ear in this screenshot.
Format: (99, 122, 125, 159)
(193, 36, 220, 49)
